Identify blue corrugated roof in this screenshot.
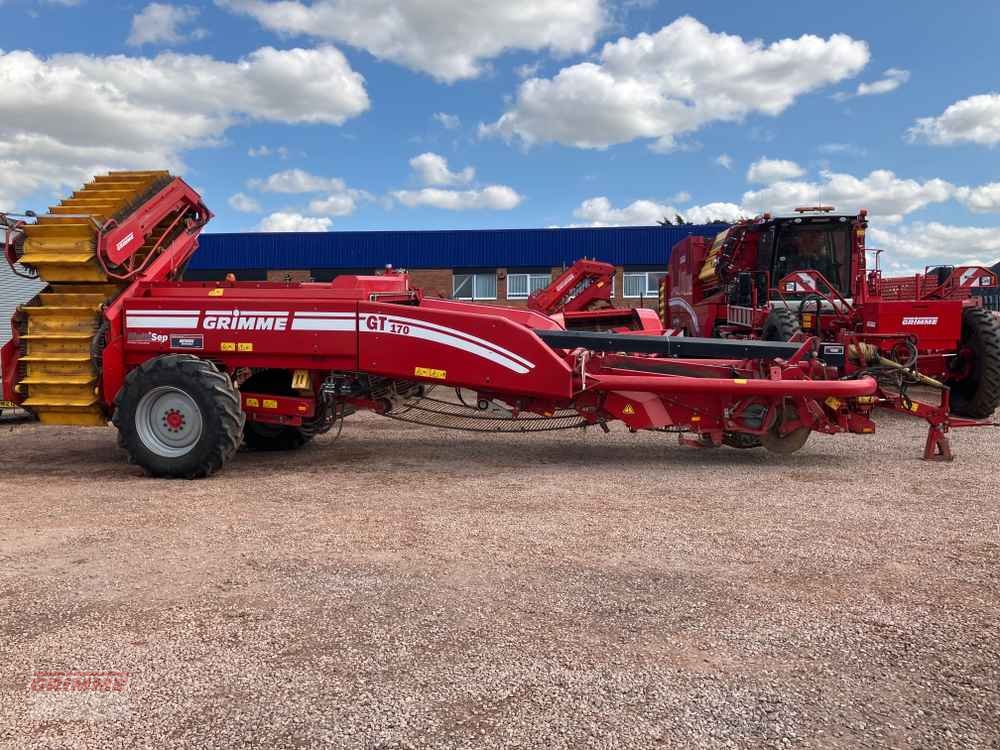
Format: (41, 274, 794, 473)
(189, 225, 726, 270)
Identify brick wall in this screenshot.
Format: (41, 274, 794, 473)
(406, 269, 454, 299)
(267, 269, 313, 282)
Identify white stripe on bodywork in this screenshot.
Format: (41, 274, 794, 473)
(293, 312, 357, 319)
(290, 318, 356, 332)
(378, 314, 535, 370)
(366, 317, 530, 374)
(127, 308, 537, 374)
(204, 310, 290, 317)
(126, 316, 200, 329)
(127, 310, 199, 316)
(366, 314, 534, 373)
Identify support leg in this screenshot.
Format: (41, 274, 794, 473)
(923, 424, 954, 462)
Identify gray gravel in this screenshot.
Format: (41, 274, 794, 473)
(0, 410, 998, 749)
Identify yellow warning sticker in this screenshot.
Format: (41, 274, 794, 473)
(220, 342, 236, 352)
(238, 342, 254, 352)
(263, 399, 278, 409)
(208, 288, 225, 297)
(734, 378, 749, 384)
(245, 398, 260, 407)
(414, 367, 447, 380)
(622, 404, 636, 415)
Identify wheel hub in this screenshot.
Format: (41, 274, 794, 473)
(135, 386, 204, 458)
(164, 410, 185, 431)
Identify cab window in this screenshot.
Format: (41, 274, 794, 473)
(772, 224, 852, 294)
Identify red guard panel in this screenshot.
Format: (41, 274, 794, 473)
(357, 301, 573, 400)
(860, 300, 963, 351)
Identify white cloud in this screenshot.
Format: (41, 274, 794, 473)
(833, 67, 909, 100)
(256, 212, 332, 232)
(515, 61, 542, 79)
(482, 16, 869, 150)
(248, 145, 290, 158)
(250, 169, 348, 193)
(906, 93, 1000, 147)
(818, 142, 867, 157)
(956, 182, 1000, 213)
(308, 192, 362, 216)
(409, 152, 474, 186)
(741, 169, 955, 223)
(227, 192, 261, 213)
(433, 112, 460, 130)
(392, 186, 522, 211)
(249, 168, 372, 216)
(128, 3, 207, 46)
(857, 67, 909, 96)
(217, 0, 607, 83)
(715, 154, 733, 169)
(870, 222, 1000, 270)
(0, 46, 368, 210)
(746, 158, 805, 184)
(573, 196, 745, 226)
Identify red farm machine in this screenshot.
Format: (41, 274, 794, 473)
(2, 173, 979, 478)
(527, 258, 662, 333)
(662, 207, 1000, 456)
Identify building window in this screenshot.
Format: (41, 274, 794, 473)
(453, 272, 497, 300)
(622, 271, 666, 298)
(507, 273, 551, 299)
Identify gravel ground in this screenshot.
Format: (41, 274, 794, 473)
(0, 410, 998, 749)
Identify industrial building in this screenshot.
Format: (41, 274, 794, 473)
(0, 248, 43, 348)
(186, 224, 726, 308)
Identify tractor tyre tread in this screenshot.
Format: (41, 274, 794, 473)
(243, 422, 313, 452)
(112, 354, 244, 478)
(951, 307, 1000, 419)
(762, 307, 802, 342)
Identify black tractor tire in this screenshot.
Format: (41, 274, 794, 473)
(243, 421, 313, 452)
(949, 307, 1000, 419)
(239, 369, 314, 452)
(762, 307, 802, 342)
(113, 355, 244, 479)
(723, 432, 763, 449)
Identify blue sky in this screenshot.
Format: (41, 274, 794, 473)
(2, 0, 999, 272)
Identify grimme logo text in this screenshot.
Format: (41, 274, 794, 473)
(203, 310, 289, 331)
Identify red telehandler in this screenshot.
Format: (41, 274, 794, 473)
(3, 174, 961, 478)
(662, 206, 1000, 457)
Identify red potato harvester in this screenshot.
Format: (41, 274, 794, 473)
(661, 206, 1000, 459)
(3, 172, 887, 478)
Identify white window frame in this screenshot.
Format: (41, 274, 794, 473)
(506, 272, 551, 299)
(622, 271, 666, 298)
(453, 272, 497, 301)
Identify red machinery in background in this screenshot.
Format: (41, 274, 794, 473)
(527, 258, 662, 333)
(662, 207, 1000, 455)
(1, 172, 898, 478)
